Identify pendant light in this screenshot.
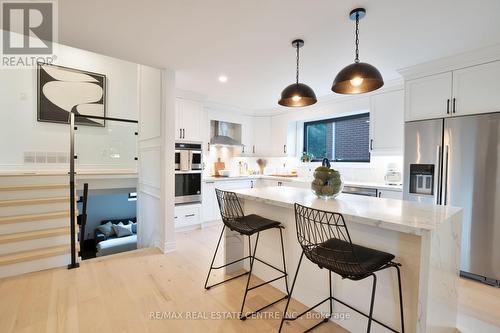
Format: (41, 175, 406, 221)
(278, 39, 317, 107)
(332, 8, 384, 94)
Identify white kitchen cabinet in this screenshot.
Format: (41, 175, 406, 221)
(174, 203, 202, 229)
(175, 98, 205, 141)
(405, 72, 453, 122)
(202, 181, 219, 222)
(377, 189, 403, 200)
(369, 90, 404, 154)
(202, 179, 254, 222)
(252, 116, 272, 156)
(239, 116, 254, 156)
(255, 178, 295, 187)
(452, 61, 500, 116)
(271, 117, 297, 157)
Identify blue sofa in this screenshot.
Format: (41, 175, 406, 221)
(95, 218, 137, 257)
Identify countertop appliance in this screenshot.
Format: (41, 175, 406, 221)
(384, 163, 402, 185)
(175, 142, 202, 204)
(404, 113, 500, 286)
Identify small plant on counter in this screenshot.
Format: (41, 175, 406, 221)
(311, 166, 343, 199)
(301, 152, 314, 163)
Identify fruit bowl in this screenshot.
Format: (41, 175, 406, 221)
(311, 166, 343, 199)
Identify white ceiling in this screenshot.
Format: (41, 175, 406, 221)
(58, 0, 500, 114)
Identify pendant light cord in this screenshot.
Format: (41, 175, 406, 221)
(296, 42, 300, 84)
(355, 12, 360, 63)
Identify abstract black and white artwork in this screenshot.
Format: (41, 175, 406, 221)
(37, 63, 106, 127)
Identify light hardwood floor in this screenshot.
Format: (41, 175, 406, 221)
(0, 225, 498, 333)
(0, 225, 348, 333)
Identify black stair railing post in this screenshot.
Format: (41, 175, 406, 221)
(68, 112, 79, 269)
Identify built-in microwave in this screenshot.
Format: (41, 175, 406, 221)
(175, 142, 202, 171)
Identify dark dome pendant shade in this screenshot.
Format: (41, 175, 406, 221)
(332, 8, 384, 94)
(278, 39, 317, 107)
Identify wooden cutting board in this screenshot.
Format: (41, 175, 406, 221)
(214, 158, 225, 176)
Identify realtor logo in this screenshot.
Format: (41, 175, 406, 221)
(1, 0, 57, 67)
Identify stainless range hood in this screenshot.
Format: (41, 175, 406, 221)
(210, 120, 242, 146)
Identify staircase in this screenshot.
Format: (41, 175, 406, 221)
(0, 174, 77, 278)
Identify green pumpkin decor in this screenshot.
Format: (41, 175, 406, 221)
(311, 166, 343, 199)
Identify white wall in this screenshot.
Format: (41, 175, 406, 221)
(136, 66, 176, 252)
(0, 42, 139, 172)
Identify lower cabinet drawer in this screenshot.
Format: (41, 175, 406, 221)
(174, 204, 201, 228)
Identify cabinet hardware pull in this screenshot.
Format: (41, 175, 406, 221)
(242, 145, 245, 153)
(185, 214, 195, 217)
(378, 191, 381, 198)
(252, 145, 255, 154)
(452, 98, 456, 114)
(179, 129, 182, 138)
(370, 139, 373, 151)
(207, 143, 210, 151)
(284, 145, 286, 154)
(446, 99, 450, 114)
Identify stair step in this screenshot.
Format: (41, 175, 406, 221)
(0, 184, 69, 191)
(0, 226, 70, 244)
(0, 198, 72, 217)
(0, 197, 69, 207)
(0, 244, 71, 266)
(0, 211, 70, 225)
(0, 184, 70, 201)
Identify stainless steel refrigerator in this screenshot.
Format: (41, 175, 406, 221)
(404, 113, 500, 286)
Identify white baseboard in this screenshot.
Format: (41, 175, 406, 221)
(163, 240, 176, 253)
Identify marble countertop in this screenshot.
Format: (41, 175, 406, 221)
(232, 186, 461, 235)
(203, 175, 403, 191)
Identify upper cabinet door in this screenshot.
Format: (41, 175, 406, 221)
(175, 98, 205, 142)
(175, 99, 183, 140)
(405, 72, 453, 121)
(270, 116, 296, 157)
(452, 61, 500, 116)
(370, 89, 404, 153)
(252, 116, 272, 156)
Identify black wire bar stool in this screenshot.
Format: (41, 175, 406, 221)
(204, 189, 290, 320)
(279, 203, 405, 333)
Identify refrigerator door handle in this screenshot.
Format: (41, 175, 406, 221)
(436, 145, 443, 205)
(443, 145, 450, 205)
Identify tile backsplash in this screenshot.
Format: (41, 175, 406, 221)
(204, 146, 403, 184)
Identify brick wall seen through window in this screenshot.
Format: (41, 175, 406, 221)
(304, 113, 370, 162)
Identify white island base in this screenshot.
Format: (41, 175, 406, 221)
(224, 186, 462, 333)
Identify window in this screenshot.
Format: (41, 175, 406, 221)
(303, 113, 370, 162)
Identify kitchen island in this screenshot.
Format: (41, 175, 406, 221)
(226, 186, 462, 333)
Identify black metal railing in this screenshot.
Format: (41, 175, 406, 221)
(68, 112, 139, 269)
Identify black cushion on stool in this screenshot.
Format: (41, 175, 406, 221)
(309, 238, 395, 278)
(229, 214, 281, 235)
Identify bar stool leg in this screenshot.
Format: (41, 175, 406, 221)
(367, 273, 377, 333)
(240, 232, 260, 320)
(395, 265, 405, 333)
(204, 226, 225, 290)
(279, 227, 290, 296)
(279, 251, 305, 333)
(329, 270, 333, 318)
